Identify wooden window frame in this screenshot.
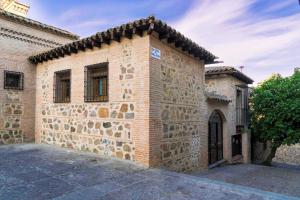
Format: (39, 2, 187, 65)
(4, 70, 24, 90)
(235, 85, 250, 128)
(84, 62, 109, 102)
(53, 69, 71, 103)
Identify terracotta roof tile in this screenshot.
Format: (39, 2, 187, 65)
(205, 66, 254, 84)
(29, 16, 217, 64)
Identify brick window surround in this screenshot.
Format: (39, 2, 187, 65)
(4, 70, 24, 90)
(53, 69, 71, 103)
(84, 62, 109, 102)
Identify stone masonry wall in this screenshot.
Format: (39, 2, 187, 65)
(275, 144, 300, 165)
(253, 142, 300, 166)
(0, 90, 23, 144)
(0, 17, 75, 145)
(35, 36, 150, 165)
(149, 34, 207, 171)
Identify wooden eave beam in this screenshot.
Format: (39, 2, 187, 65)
(49, 51, 55, 60)
(70, 43, 78, 53)
(78, 41, 86, 51)
(29, 57, 34, 63)
(35, 57, 40, 63)
(42, 54, 48, 61)
(133, 27, 143, 37)
(198, 50, 207, 60)
(167, 36, 176, 43)
(57, 48, 63, 57)
(101, 32, 111, 45)
(123, 28, 133, 39)
(90, 37, 101, 48)
(86, 38, 94, 49)
(147, 23, 155, 34)
(159, 32, 169, 40)
(32, 58, 37, 64)
(111, 28, 121, 42)
(52, 51, 59, 59)
(182, 43, 191, 52)
(179, 41, 194, 54)
(91, 34, 103, 47)
(112, 33, 121, 42)
(175, 39, 184, 48)
(63, 46, 71, 55)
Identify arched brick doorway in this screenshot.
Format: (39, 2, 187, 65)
(208, 111, 223, 165)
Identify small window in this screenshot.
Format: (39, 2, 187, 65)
(4, 71, 24, 90)
(237, 89, 245, 109)
(54, 70, 71, 103)
(85, 62, 108, 102)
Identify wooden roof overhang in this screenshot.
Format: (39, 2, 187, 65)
(29, 16, 217, 64)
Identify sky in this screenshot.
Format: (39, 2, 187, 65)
(22, 0, 300, 84)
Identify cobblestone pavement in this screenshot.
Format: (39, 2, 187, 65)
(190, 163, 300, 198)
(0, 144, 299, 200)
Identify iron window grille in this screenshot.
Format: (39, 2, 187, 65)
(53, 69, 71, 103)
(4, 71, 24, 90)
(235, 85, 250, 128)
(84, 62, 109, 102)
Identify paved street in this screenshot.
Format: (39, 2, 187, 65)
(0, 144, 299, 200)
(190, 163, 300, 198)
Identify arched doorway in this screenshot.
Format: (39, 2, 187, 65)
(208, 111, 223, 165)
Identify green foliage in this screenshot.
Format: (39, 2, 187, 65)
(250, 71, 300, 148)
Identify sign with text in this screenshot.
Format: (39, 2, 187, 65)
(151, 47, 161, 60)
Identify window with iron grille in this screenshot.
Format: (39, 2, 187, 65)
(236, 85, 250, 128)
(84, 62, 108, 102)
(54, 69, 71, 103)
(4, 71, 24, 90)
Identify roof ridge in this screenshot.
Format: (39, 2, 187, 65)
(29, 16, 217, 65)
(205, 66, 254, 84)
(0, 8, 79, 39)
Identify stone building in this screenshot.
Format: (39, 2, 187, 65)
(27, 16, 254, 171)
(0, 4, 78, 145)
(1, 1, 256, 171)
(205, 67, 253, 165)
(0, 0, 29, 17)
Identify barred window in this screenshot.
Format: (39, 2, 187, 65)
(85, 62, 108, 102)
(4, 71, 24, 90)
(54, 70, 71, 103)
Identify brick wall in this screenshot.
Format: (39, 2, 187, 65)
(0, 17, 75, 145)
(35, 35, 151, 166)
(149, 33, 207, 171)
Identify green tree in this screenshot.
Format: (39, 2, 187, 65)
(250, 71, 300, 165)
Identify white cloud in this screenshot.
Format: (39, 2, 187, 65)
(68, 19, 108, 29)
(172, 0, 300, 84)
(264, 0, 295, 13)
(21, 0, 300, 84)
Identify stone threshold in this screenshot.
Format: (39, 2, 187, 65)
(208, 159, 226, 169)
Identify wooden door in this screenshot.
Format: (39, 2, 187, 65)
(208, 111, 223, 165)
